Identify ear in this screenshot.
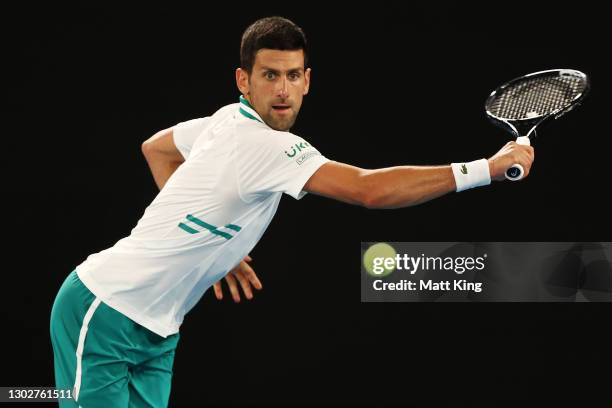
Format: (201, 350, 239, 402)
(236, 68, 250, 95)
(303, 67, 311, 96)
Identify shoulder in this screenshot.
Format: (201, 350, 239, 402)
(211, 103, 239, 119)
(175, 103, 238, 131)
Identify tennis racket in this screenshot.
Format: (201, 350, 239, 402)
(485, 69, 590, 181)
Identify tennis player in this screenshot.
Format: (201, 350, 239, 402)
(50, 16, 534, 407)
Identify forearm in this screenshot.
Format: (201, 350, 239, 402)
(363, 165, 456, 209)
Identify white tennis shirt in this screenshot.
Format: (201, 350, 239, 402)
(76, 96, 329, 337)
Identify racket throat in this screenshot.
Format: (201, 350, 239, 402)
(510, 121, 538, 138)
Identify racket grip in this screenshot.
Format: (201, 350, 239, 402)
(505, 136, 531, 181)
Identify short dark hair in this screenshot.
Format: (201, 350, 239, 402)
(240, 17, 308, 73)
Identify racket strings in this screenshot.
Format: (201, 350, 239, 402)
(488, 75, 586, 120)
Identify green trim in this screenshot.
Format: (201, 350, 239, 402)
(186, 214, 216, 230)
(179, 214, 243, 240)
(186, 214, 234, 240)
(239, 95, 255, 109)
(238, 96, 262, 123)
(239, 107, 262, 123)
(178, 223, 199, 234)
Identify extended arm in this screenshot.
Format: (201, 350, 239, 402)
(304, 141, 534, 209)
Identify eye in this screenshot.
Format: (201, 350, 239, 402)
(288, 72, 301, 81)
(265, 71, 276, 80)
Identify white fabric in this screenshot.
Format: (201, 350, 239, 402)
(451, 159, 491, 192)
(76, 101, 329, 337)
(172, 117, 209, 159)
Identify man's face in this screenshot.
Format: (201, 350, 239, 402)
(236, 49, 310, 131)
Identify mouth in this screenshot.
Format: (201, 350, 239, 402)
(272, 104, 291, 114)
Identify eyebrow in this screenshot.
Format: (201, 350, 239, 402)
(259, 66, 304, 74)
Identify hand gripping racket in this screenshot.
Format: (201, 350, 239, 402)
(485, 69, 590, 181)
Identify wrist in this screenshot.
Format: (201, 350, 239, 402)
(451, 159, 491, 192)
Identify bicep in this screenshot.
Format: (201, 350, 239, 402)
(303, 161, 371, 206)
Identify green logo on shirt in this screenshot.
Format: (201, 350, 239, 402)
(285, 141, 311, 158)
(461, 164, 468, 174)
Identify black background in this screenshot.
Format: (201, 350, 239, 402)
(4, 2, 611, 406)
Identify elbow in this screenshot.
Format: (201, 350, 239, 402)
(361, 195, 378, 209)
(361, 190, 385, 209)
(357, 172, 385, 209)
(141, 138, 154, 158)
(141, 129, 165, 157)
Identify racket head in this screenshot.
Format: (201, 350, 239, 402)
(485, 69, 590, 137)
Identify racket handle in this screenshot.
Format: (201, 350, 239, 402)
(505, 136, 531, 181)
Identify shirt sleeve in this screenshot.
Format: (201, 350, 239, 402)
(173, 117, 211, 159)
(238, 131, 330, 201)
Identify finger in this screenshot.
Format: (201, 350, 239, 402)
(519, 156, 532, 177)
(234, 270, 254, 300)
(525, 150, 534, 166)
(518, 144, 534, 160)
(510, 150, 531, 171)
(225, 273, 241, 303)
(244, 255, 252, 262)
(240, 261, 262, 290)
(213, 282, 223, 300)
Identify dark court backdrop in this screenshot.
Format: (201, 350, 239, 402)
(4, 2, 611, 406)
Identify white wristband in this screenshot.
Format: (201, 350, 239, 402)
(451, 159, 491, 192)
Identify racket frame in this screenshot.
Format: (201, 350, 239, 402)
(485, 69, 589, 180)
(485, 69, 590, 140)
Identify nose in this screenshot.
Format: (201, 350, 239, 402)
(276, 77, 288, 99)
